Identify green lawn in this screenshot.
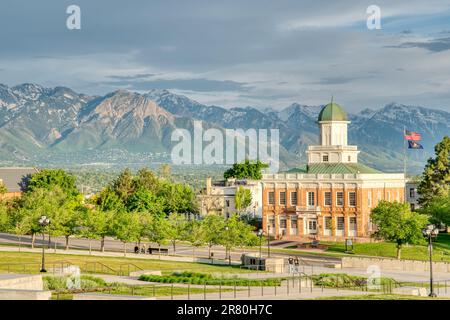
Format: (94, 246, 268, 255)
(0, 251, 250, 276)
(314, 294, 449, 300)
(323, 233, 450, 262)
(266, 233, 450, 262)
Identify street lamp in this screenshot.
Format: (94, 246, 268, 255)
(38, 215, 51, 273)
(422, 224, 439, 297)
(225, 226, 231, 265)
(266, 224, 271, 258)
(257, 229, 263, 259)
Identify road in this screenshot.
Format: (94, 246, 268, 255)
(1, 232, 449, 283)
(0, 232, 339, 265)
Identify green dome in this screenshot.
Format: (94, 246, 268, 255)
(318, 102, 348, 122)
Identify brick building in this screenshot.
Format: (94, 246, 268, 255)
(261, 102, 405, 242)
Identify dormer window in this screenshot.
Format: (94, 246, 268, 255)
(323, 155, 329, 162)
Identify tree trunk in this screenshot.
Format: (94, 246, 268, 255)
(158, 243, 161, 260)
(101, 236, 105, 252)
(89, 239, 92, 255)
(18, 235, 22, 252)
(172, 240, 176, 253)
(31, 233, 35, 249)
(48, 235, 51, 249)
(123, 242, 127, 257)
(65, 235, 69, 250)
(396, 245, 402, 260)
(208, 245, 211, 259)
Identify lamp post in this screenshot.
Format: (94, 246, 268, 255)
(225, 226, 231, 265)
(266, 224, 271, 258)
(38, 215, 51, 273)
(257, 229, 263, 259)
(422, 224, 439, 297)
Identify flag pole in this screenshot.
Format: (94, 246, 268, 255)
(403, 126, 407, 203)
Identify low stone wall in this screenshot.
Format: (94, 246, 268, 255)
(0, 289, 51, 300)
(0, 274, 44, 290)
(73, 293, 155, 300)
(342, 256, 450, 273)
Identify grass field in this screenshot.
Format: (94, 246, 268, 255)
(314, 294, 449, 300)
(323, 233, 450, 262)
(273, 233, 450, 262)
(0, 251, 251, 276)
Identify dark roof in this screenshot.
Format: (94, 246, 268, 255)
(286, 163, 382, 174)
(0, 167, 39, 192)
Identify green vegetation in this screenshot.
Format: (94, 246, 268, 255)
(139, 271, 283, 286)
(224, 160, 268, 180)
(0, 251, 251, 275)
(44, 275, 107, 290)
(323, 233, 450, 262)
(0, 182, 7, 194)
(0, 167, 258, 257)
(235, 186, 252, 214)
(314, 294, 447, 300)
(420, 192, 450, 227)
(371, 201, 429, 259)
(418, 136, 450, 206)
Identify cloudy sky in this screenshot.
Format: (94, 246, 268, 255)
(1, 0, 450, 112)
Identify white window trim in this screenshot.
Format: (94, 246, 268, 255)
(324, 191, 332, 206)
(290, 191, 297, 206)
(348, 191, 356, 207)
(336, 192, 344, 207)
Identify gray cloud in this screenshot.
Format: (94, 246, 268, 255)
(105, 78, 250, 92)
(107, 73, 158, 80)
(392, 37, 450, 52)
(0, 0, 450, 112)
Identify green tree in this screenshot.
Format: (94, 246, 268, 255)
(371, 201, 429, 259)
(0, 182, 7, 195)
(235, 186, 252, 214)
(143, 215, 168, 256)
(15, 187, 68, 248)
(111, 168, 135, 202)
(202, 215, 226, 258)
(419, 192, 450, 227)
(418, 136, 450, 206)
(158, 182, 197, 215)
(27, 169, 79, 197)
(111, 211, 141, 256)
(80, 208, 116, 254)
(224, 160, 269, 180)
(126, 188, 165, 217)
(133, 168, 160, 193)
(220, 213, 257, 264)
(0, 200, 10, 232)
(166, 213, 188, 253)
(93, 187, 125, 213)
(186, 220, 206, 259)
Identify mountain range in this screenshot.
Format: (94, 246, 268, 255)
(0, 83, 449, 174)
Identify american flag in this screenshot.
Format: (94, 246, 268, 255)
(404, 130, 422, 141)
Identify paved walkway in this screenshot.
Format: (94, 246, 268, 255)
(1, 244, 449, 284)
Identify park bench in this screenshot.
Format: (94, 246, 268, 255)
(147, 247, 169, 255)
